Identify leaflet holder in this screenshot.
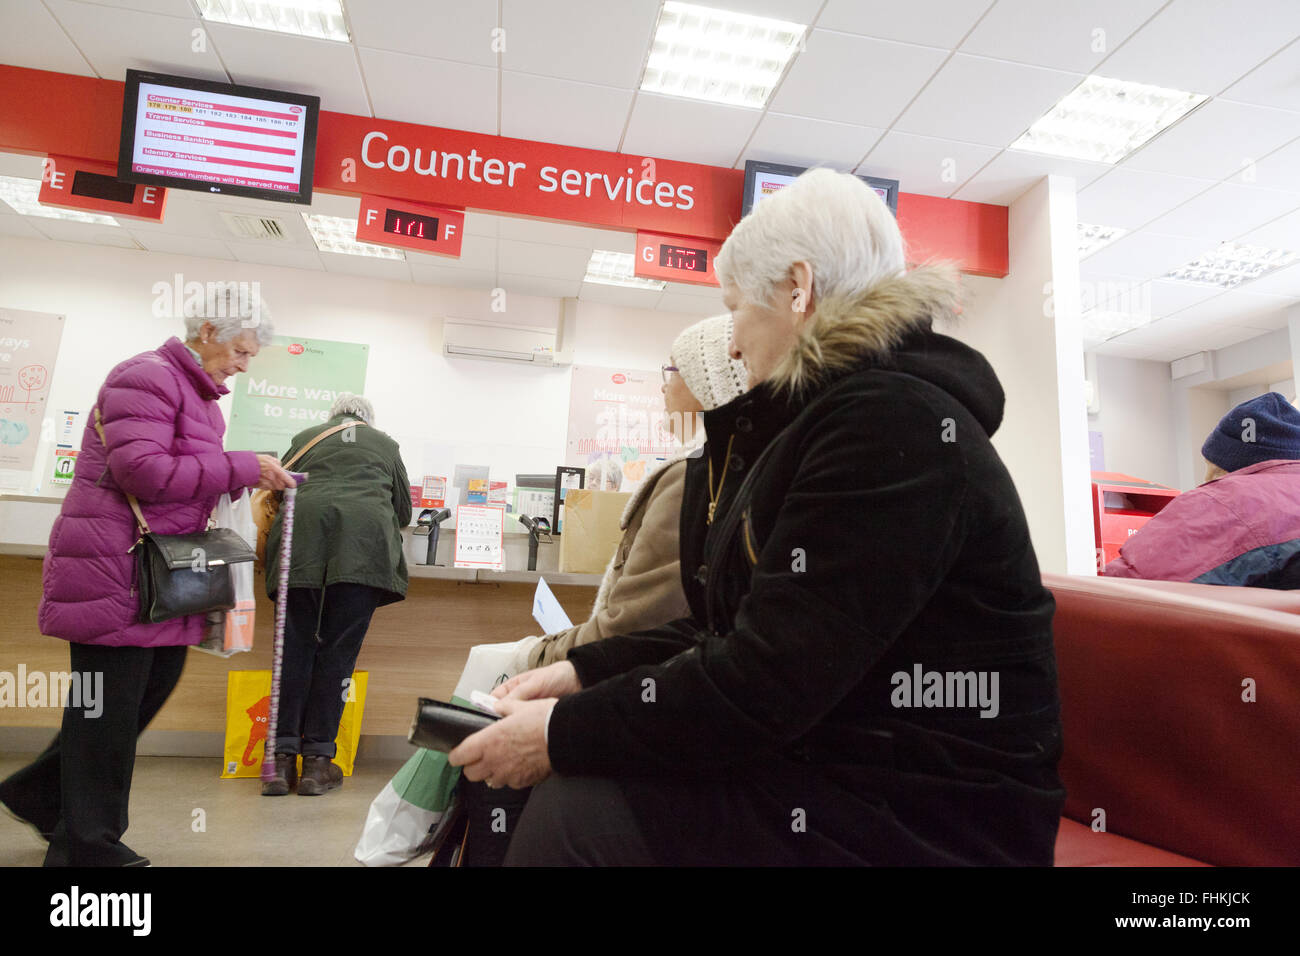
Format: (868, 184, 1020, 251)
(1091, 471, 1179, 571)
(413, 507, 451, 566)
(517, 514, 552, 572)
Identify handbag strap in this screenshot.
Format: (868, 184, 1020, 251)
(93, 406, 150, 536)
(283, 419, 366, 469)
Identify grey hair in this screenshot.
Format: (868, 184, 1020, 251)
(183, 282, 275, 345)
(330, 392, 374, 424)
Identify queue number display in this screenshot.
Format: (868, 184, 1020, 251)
(356, 194, 466, 258)
(635, 231, 721, 286)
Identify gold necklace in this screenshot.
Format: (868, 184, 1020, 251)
(707, 434, 737, 525)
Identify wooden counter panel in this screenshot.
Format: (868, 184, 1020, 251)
(0, 555, 595, 736)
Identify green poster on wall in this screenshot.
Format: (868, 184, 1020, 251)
(226, 336, 369, 455)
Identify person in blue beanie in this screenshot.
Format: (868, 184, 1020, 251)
(1106, 392, 1300, 587)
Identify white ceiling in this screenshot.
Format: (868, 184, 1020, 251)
(0, 0, 1297, 350)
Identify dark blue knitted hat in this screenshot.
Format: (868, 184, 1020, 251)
(1202, 391, 1300, 472)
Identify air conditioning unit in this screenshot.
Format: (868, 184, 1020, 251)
(442, 321, 562, 366)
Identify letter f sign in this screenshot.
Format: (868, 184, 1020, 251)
(364, 208, 378, 226)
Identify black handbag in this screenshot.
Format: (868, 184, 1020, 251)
(95, 407, 256, 624)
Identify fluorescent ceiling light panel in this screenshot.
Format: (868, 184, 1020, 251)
(302, 213, 405, 259)
(1164, 242, 1299, 290)
(1011, 75, 1208, 165)
(1081, 309, 1153, 344)
(585, 250, 666, 290)
(196, 0, 350, 42)
(1078, 222, 1128, 259)
(0, 175, 119, 225)
(641, 1, 806, 109)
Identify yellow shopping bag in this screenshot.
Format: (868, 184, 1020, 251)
(221, 670, 368, 778)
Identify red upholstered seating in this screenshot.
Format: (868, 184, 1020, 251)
(1044, 573, 1300, 866)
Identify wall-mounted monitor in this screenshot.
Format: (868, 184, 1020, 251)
(741, 160, 898, 218)
(117, 69, 320, 205)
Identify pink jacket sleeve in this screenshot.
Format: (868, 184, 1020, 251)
(98, 362, 260, 503)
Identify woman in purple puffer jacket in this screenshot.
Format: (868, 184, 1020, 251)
(0, 286, 295, 866)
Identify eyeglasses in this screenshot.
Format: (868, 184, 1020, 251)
(661, 364, 678, 384)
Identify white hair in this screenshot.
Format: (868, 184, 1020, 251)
(715, 167, 906, 312)
(330, 392, 374, 424)
(183, 282, 275, 345)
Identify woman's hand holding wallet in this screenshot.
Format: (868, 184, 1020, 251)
(492, 661, 581, 702)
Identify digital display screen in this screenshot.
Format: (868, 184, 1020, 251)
(70, 170, 136, 204)
(659, 244, 708, 272)
(384, 208, 439, 241)
(119, 69, 319, 204)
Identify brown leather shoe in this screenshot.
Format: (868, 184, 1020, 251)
(260, 754, 298, 796)
(298, 756, 343, 796)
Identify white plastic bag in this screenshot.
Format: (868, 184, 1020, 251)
(193, 491, 257, 658)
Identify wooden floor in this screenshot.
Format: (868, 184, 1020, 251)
(0, 554, 596, 735)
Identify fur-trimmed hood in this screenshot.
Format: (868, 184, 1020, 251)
(767, 264, 1003, 438)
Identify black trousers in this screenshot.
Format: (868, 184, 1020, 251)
(503, 775, 657, 866)
(274, 584, 380, 758)
(0, 642, 187, 867)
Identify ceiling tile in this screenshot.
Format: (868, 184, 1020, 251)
(893, 54, 1084, 147)
(130, 231, 234, 259)
(44, 0, 224, 81)
(1233, 207, 1300, 250)
(1164, 289, 1297, 327)
(579, 281, 663, 309)
(497, 238, 591, 278)
(860, 131, 999, 198)
(0, 216, 48, 240)
(1238, 261, 1300, 297)
(1224, 136, 1300, 194)
(621, 93, 761, 167)
(770, 31, 948, 128)
(0, 153, 47, 179)
(305, 193, 362, 219)
(77, 0, 195, 14)
(1121, 99, 1300, 181)
(500, 0, 660, 89)
(462, 212, 500, 237)
(698, 0, 823, 22)
(25, 218, 138, 249)
(818, 0, 992, 49)
(1095, 0, 1300, 94)
(497, 219, 633, 253)
(408, 260, 498, 290)
(358, 48, 497, 131)
(1079, 231, 1209, 280)
(951, 149, 1109, 204)
(1077, 169, 1214, 231)
(0, 0, 95, 75)
(1145, 183, 1300, 242)
(319, 251, 412, 281)
(960, 0, 1164, 72)
(661, 280, 725, 299)
(442, 233, 496, 272)
(1197, 324, 1275, 350)
(1221, 37, 1300, 111)
(740, 114, 884, 171)
(349, 0, 497, 66)
(205, 23, 369, 114)
(501, 73, 632, 152)
(498, 272, 582, 298)
(225, 240, 324, 271)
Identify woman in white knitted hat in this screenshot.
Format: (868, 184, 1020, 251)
(519, 314, 748, 669)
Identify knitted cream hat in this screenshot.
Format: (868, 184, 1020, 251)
(670, 314, 749, 410)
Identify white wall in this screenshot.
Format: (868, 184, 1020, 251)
(0, 235, 702, 496)
(1089, 355, 1179, 489)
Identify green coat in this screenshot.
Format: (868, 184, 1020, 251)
(265, 414, 412, 604)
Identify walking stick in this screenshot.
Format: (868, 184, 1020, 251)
(261, 474, 306, 783)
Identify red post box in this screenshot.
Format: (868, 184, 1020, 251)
(1091, 471, 1179, 572)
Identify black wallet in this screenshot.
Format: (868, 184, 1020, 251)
(408, 698, 499, 752)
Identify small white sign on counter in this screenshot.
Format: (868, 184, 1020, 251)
(453, 503, 505, 571)
(532, 576, 574, 634)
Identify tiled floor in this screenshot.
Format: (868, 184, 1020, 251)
(0, 753, 431, 867)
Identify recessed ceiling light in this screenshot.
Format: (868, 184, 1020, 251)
(0, 175, 120, 225)
(302, 213, 404, 259)
(1011, 75, 1208, 165)
(196, 0, 350, 42)
(641, 1, 806, 109)
(1078, 222, 1128, 258)
(585, 250, 666, 290)
(1164, 242, 1299, 289)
